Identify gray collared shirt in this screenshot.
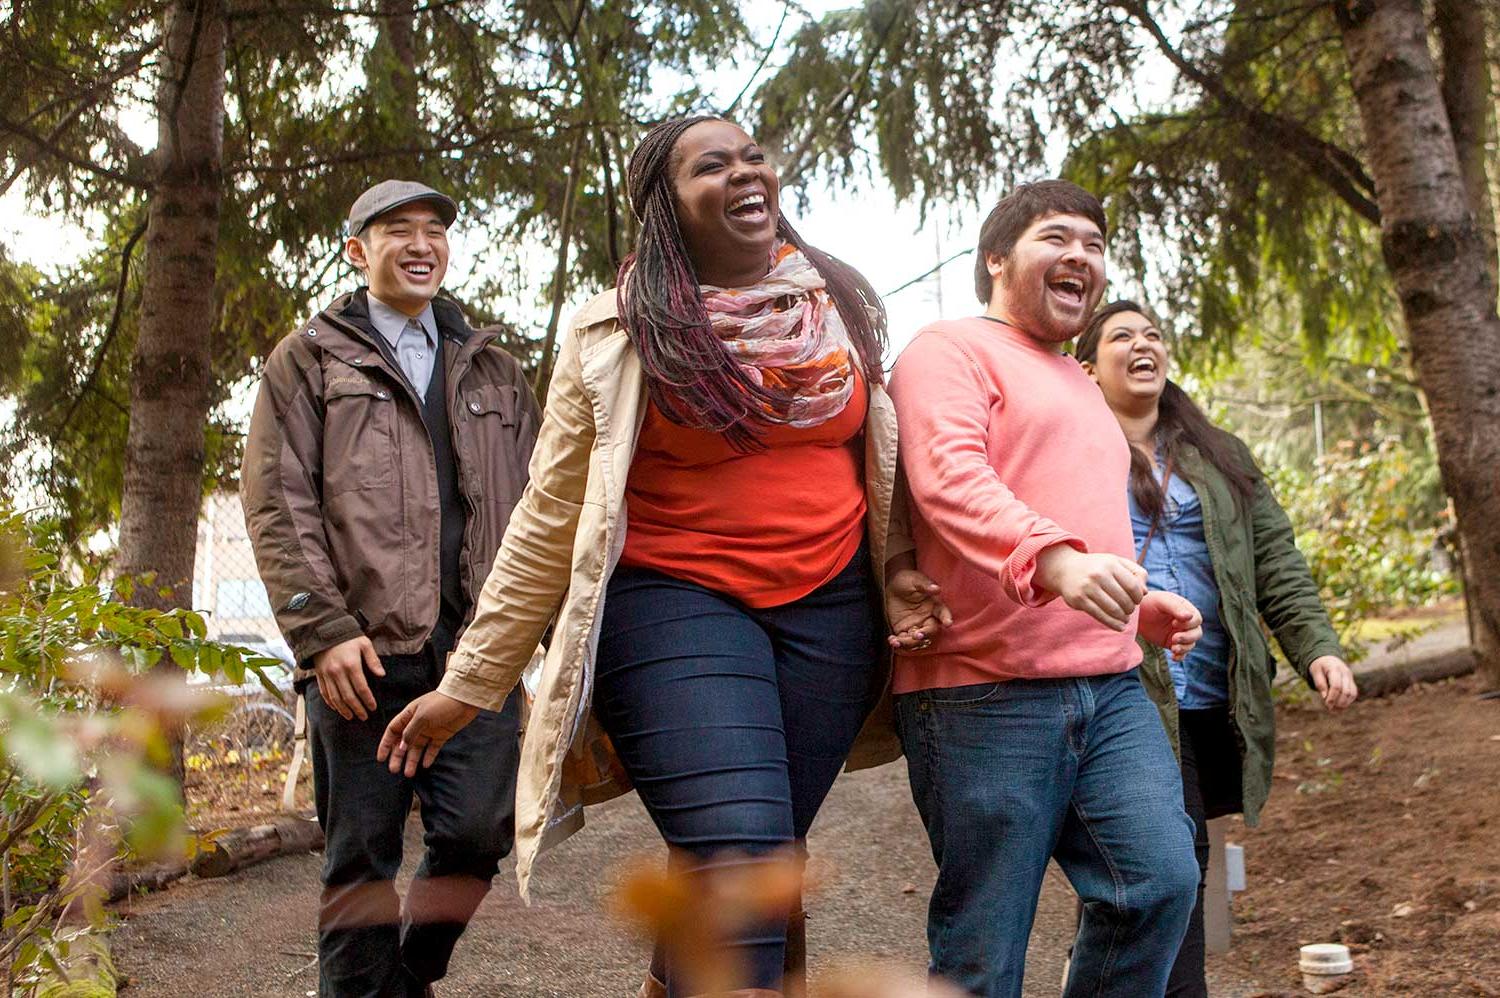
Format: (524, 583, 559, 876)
(367, 293, 439, 394)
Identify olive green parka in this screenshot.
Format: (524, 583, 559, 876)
(1137, 434, 1343, 825)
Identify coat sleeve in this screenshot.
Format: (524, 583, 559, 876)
(240, 336, 363, 663)
(1242, 441, 1344, 684)
(438, 325, 596, 711)
(884, 468, 917, 569)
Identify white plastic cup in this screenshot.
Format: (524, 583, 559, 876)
(1299, 943, 1354, 994)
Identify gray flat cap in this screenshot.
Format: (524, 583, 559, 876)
(346, 179, 458, 237)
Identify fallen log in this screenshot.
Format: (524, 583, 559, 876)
(190, 816, 324, 879)
(106, 861, 189, 903)
(1355, 647, 1477, 699)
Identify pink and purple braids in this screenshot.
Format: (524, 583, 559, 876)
(617, 115, 888, 451)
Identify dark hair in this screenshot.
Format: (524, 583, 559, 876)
(973, 180, 1108, 303)
(1076, 299, 1258, 522)
(617, 115, 888, 450)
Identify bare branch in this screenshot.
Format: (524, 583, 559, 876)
(721, 0, 794, 117)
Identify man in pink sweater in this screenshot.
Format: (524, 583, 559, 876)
(889, 180, 1202, 998)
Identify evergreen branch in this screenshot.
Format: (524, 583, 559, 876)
(53, 219, 150, 441)
(1116, 0, 1380, 225)
(15, 41, 159, 132)
(778, 7, 903, 190)
(229, 0, 469, 18)
(229, 121, 584, 174)
(0, 113, 149, 189)
(1, 40, 157, 197)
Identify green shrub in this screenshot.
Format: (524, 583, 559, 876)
(0, 509, 280, 991)
(1265, 436, 1458, 654)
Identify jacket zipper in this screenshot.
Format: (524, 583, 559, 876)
(319, 308, 452, 645)
(446, 330, 498, 613)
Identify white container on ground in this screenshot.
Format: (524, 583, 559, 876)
(1299, 943, 1354, 994)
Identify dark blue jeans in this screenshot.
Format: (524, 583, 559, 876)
(593, 547, 883, 997)
(306, 624, 521, 998)
(896, 669, 1198, 998)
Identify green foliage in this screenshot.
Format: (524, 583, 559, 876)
(755, 0, 1417, 355)
(0, 508, 279, 986)
(0, 0, 753, 547)
(1265, 437, 1458, 652)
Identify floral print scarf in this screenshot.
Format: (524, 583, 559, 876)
(699, 240, 856, 428)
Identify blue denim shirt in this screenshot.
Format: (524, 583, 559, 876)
(1129, 467, 1231, 708)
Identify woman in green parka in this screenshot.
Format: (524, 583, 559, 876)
(1076, 300, 1358, 998)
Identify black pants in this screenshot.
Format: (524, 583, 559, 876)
(306, 623, 521, 998)
(1165, 706, 1244, 998)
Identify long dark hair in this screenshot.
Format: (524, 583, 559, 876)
(1076, 300, 1258, 522)
(617, 115, 888, 450)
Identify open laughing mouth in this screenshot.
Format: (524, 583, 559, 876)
(1047, 274, 1087, 307)
(726, 191, 768, 223)
(401, 261, 435, 279)
(1128, 356, 1159, 378)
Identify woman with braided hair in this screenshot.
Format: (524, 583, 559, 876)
(379, 115, 949, 998)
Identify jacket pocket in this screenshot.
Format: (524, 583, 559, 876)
(462, 384, 517, 425)
(322, 374, 397, 495)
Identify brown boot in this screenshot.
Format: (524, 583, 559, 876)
(781, 905, 807, 998)
(637, 972, 667, 998)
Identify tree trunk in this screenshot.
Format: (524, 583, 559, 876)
(1334, 0, 1500, 691)
(379, 0, 420, 175)
(115, 0, 227, 781)
(1434, 0, 1497, 286)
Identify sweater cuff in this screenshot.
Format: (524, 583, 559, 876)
(438, 649, 514, 712)
(1005, 532, 1087, 607)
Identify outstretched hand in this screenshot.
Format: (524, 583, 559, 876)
(886, 568, 954, 650)
(376, 691, 480, 777)
(1138, 591, 1202, 661)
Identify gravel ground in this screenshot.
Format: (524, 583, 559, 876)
(111, 762, 1264, 997)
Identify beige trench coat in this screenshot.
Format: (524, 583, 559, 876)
(438, 289, 908, 897)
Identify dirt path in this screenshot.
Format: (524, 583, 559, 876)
(112, 761, 1265, 997)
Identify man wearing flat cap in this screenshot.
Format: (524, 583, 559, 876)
(242, 180, 540, 996)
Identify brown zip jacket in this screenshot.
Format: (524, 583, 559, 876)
(241, 290, 540, 673)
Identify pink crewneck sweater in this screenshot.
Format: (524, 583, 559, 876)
(889, 316, 1142, 693)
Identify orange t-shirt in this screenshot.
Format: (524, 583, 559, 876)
(620, 372, 869, 608)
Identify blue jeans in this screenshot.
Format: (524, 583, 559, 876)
(896, 669, 1198, 998)
(593, 546, 883, 997)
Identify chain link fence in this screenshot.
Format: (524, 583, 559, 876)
(187, 492, 305, 813)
